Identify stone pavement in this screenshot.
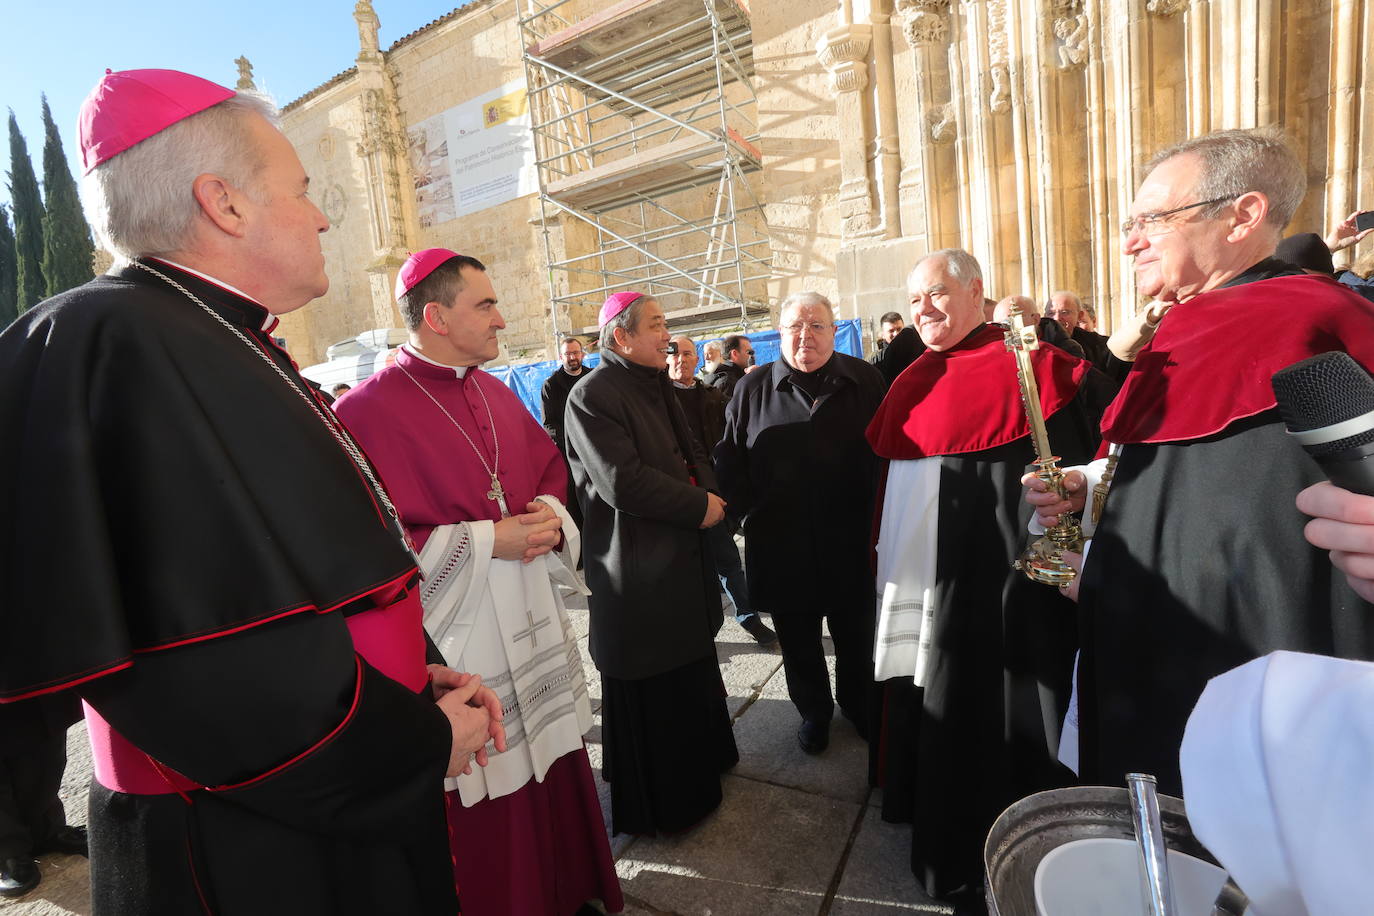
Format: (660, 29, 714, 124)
(3, 592, 951, 915)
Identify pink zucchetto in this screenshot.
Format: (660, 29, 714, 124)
(394, 248, 463, 301)
(598, 291, 645, 328)
(78, 68, 236, 174)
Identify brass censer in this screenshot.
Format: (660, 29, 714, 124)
(1004, 306, 1085, 586)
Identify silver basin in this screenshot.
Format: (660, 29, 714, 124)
(983, 785, 1249, 916)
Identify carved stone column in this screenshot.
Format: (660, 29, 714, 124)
(817, 24, 877, 240)
(896, 0, 954, 248)
(352, 0, 412, 328)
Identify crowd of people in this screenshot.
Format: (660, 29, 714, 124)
(3, 66, 1374, 916)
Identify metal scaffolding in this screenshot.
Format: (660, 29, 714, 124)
(519, 0, 771, 339)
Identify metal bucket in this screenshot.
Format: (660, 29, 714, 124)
(983, 786, 1249, 916)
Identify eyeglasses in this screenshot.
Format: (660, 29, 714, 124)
(781, 323, 834, 335)
(1119, 196, 1235, 238)
(745, 349, 755, 356)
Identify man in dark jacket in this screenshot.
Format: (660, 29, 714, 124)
(667, 335, 777, 646)
(540, 336, 592, 454)
(702, 334, 752, 398)
(565, 293, 738, 836)
(715, 292, 886, 756)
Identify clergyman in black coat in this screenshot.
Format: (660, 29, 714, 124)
(715, 292, 886, 756)
(565, 292, 738, 836)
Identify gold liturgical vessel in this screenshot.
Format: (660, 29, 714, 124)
(1004, 306, 1085, 586)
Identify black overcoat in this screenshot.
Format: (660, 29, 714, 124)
(714, 353, 886, 613)
(565, 349, 722, 680)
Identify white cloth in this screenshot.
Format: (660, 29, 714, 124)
(1180, 650, 1374, 916)
(419, 496, 593, 807)
(873, 458, 941, 686)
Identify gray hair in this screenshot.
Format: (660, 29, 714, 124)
(82, 91, 279, 259)
(779, 290, 835, 322)
(1144, 128, 1305, 230)
(599, 295, 656, 351)
(1048, 289, 1082, 310)
(909, 248, 983, 289)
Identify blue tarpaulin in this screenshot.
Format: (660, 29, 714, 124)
(484, 318, 866, 423)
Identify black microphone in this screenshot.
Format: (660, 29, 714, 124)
(1273, 351, 1374, 496)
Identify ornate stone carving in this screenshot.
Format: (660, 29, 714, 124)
(989, 65, 1011, 113)
(896, 0, 951, 47)
(233, 56, 255, 91)
(928, 103, 956, 143)
(354, 0, 381, 60)
(1051, 0, 1090, 70)
(321, 184, 348, 225)
(817, 25, 872, 94)
(987, 0, 1011, 112)
(1146, 0, 1189, 15)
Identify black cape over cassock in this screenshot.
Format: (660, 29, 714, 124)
(866, 324, 1110, 898)
(0, 261, 456, 915)
(1078, 264, 1374, 795)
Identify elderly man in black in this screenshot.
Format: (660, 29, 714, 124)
(715, 292, 886, 754)
(564, 293, 738, 835)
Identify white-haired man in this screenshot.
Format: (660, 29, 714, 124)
(0, 69, 497, 915)
(1027, 129, 1374, 797)
(715, 292, 885, 757)
(866, 249, 1105, 907)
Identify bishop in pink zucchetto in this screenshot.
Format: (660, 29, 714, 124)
(0, 67, 489, 912)
(77, 68, 235, 173)
(394, 247, 464, 301)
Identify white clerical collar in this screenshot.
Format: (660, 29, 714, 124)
(564, 367, 583, 376)
(151, 257, 277, 332)
(401, 343, 470, 378)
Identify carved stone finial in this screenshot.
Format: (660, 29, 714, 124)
(1146, 0, 1189, 15)
(234, 56, 255, 91)
(355, 0, 381, 59)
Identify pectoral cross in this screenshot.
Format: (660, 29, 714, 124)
(512, 608, 552, 648)
(487, 474, 511, 518)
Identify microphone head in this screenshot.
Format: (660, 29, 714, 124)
(1273, 351, 1374, 456)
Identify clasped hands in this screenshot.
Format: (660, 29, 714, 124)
(493, 500, 563, 563)
(430, 665, 507, 778)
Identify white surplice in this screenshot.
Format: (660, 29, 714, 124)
(418, 495, 593, 807)
(873, 457, 941, 686)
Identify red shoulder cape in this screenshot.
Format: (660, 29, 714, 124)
(1100, 274, 1374, 445)
(866, 324, 1092, 459)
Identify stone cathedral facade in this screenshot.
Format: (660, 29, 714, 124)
(268, 0, 1372, 368)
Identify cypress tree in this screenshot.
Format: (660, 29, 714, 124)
(0, 205, 16, 328)
(39, 96, 94, 297)
(6, 110, 44, 312)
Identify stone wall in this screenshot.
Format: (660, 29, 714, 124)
(268, 0, 1374, 363)
(799, 0, 1374, 338)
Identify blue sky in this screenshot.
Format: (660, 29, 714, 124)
(0, 0, 462, 209)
